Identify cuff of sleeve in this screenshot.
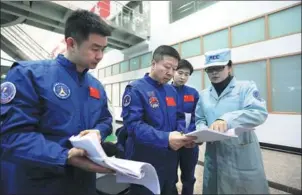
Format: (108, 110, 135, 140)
(159, 131, 170, 149)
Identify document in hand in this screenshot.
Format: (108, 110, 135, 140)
(185, 127, 255, 143)
(69, 133, 160, 194)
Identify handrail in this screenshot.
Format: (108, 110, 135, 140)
(1, 25, 50, 60)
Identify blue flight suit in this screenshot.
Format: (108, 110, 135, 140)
(121, 73, 186, 195)
(172, 84, 199, 195)
(0, 54, 112, 195)
(195, 77, 269, 194)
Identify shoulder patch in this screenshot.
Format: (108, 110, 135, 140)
(253, 90, 263, 101)
(123, 94, 131, 107)
(1, 82, 17, 104)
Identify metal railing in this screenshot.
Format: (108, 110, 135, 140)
(1, 25, 51, 60)
(52, 1, 150, 39)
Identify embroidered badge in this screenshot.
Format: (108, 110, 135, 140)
(123, 94, 131, 107)
(147, 91, 155, 97)
(1, 82, 16, 104)
(149, 96, 159, 108)
(53, 83, 70, 99)
(253, 90, 263, 102)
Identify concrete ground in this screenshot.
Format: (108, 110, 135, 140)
(175, 144, 301, 194)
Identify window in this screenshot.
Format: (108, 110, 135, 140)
(204, 72, 211, 89)
(181, 37, 201, 58)
(141, 52, 152, 68)
(270, 55, 301, 113)
(233, 61, 267, 102)
(203, 29, 229, 53)
(196, 1, 217, 10)
(105, 66, 112, 77)
(98, 68, 104, 79)
(231, 17, 265, 47)
(186, 70, 202, 91)
(120, 81, 129, 106)
(170, 1, 196, 23)
(120, 61, 129, 73)
(171, 44, 179, 52)
(269, 5, 301, 38)
(105, 84, 112, 101)
(170, 1, 218, 23)
(130, 57, 140, 71)
(112, 64, 119, 75)
(112, 83, 120, 107)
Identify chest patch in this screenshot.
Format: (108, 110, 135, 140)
(53, 82, 70, 99)
(149, 96, 159, 108)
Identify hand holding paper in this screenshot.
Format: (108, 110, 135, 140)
(185, 127, 255, 143)
(69, 133, 160, 194)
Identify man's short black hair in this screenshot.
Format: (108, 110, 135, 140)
(177, 59, 194, 75)
(64, 9, 112, 44)
(152, 45, 181, 62)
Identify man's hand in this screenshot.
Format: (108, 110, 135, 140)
(169, 131, 196, 151)
(79, 129, 101, 142)
(209, 119, 228, 133)
(67, 148, 114, 173)
(184, 142, 196, 148)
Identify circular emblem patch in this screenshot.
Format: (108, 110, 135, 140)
(53, 83, 70, 99)
(123, 94, 131, 107)
(253, 90, 262, 101)
(1, 82, 16, 104)
(149, 96, 159, 108)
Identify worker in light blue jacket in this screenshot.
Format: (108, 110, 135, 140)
(195, 48, 269, 194)
(1, 10, 114, 195)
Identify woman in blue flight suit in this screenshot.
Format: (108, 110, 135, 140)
(195, 48, 270, 194)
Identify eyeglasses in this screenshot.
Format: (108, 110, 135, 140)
(205, 66, 225, 73)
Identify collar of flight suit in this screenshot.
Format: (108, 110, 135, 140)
(56, 54, 89, 76)
(144, 73, 163, 88)
(56, 54, 89, 84)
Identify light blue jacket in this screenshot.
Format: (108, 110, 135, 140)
(195, 77, 269, 194)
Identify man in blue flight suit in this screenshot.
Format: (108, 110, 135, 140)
(171, 59, 200, 195)
(121, 45, 196, 195)
(1, 10, 114, 195)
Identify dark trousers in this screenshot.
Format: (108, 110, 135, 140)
(176, 146, 199, 195)
(128, 182, 178, 195)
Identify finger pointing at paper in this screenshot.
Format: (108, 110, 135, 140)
(209, 119, 228, 133)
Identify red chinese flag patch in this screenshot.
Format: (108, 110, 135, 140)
(89, 87, 100, 99)
(166, 97, 176, 106)
(184, 95, 194, 102)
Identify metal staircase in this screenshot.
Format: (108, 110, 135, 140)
(0, 1, 150, 60)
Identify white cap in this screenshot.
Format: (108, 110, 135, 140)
(203, 48, 231, 69)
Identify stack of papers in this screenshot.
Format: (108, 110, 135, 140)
(185, 127, 255, 143)
(69, 133, 160, 194)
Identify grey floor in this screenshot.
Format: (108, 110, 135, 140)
(176, 144, 301, 194)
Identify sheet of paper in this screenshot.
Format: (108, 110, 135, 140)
(69, 134, 160, 194)
(116, 162, 160, 195)
(185, 127, 255, 143)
